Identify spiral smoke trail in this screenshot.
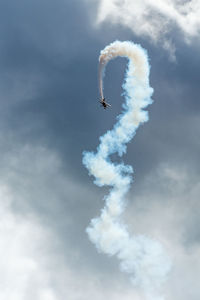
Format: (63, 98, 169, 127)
(83, 41, 171, 299)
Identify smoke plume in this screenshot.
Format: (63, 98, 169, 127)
(83, 41, 171, 298)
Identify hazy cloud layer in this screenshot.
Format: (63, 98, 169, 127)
(0, 0, 199, 299)
(1, 136, 200, 300)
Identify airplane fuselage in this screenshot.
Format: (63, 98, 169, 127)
(100, 98, 111, 109)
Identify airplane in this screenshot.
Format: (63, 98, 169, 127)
(99, 98, 111, 109)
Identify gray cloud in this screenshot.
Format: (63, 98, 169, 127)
(124, 161, 200, 300)
(0, 0, 199, 299)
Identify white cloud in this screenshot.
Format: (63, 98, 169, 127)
(89, 0, 200, 56)
(0, 185, 58, 300)
(0, 137, 145, 300)
(0, 182, 143, 300)
(0, 129, 200, 299)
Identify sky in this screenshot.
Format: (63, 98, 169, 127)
(0, 0, 200, 299)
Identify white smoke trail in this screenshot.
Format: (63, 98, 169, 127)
(83, 41, 171, 298)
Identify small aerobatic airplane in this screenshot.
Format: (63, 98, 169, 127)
(99, 98, 111, 109)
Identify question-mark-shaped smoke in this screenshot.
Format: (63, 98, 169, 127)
(83, 41, 171, 298)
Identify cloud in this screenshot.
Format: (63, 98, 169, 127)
(1, 138, 199, 300)
(88, 0, 200, 58)
(0, 0, 199, 298)
(0, 183, 139, 300)
(0, 133, 96, 300)
(0, 134, 160, 300)
(124, 161, 200, 300)
(0, 184, 58, 300)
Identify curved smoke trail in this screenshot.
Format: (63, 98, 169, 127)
(83, 41, 171, 298)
